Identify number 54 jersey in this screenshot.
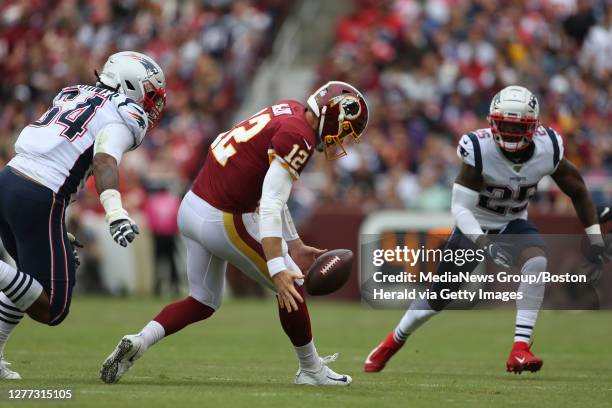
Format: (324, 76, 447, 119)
(9, 85, 147, 199)
(457, 126, 564, 229)
(192, 100, 316, 214)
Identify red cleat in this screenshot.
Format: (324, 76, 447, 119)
(506, 341, 543, 374)
(364, 331, 404, 373)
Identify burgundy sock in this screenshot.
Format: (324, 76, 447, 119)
(154, 296, 214, 336)
(278, 285, 312, 347)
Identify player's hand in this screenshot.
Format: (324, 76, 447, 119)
(586, 243, 610, 265)
(67, 232, 84, 268)
(273, 269, 304, 313)
(597, 206, 611, 224)
(477, 237, 513, 268)
(107, 213, 139, 247)
(288, 240, 327, 273)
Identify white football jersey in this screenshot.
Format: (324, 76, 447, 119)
(457, 126, 564, 229)
(9, 85, 147, 199)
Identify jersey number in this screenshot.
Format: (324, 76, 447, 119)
(31, 89, 107, 141)
(478, 184, 537, 215)
(284, 144, 309, 171)
(211, 111, 272, 166)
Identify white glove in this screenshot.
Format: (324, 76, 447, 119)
(100, 190, 139, 247)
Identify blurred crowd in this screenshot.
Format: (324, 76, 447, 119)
(0, 0, 291, 292)
(305, 0, 611, 214)
(0, 0, 610, 293)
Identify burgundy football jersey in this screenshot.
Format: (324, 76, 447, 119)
(192, 100, 316, 213)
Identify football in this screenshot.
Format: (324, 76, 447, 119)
(305, 249, 353, 296)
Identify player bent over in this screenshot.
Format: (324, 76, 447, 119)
(364, 86, 609, 374)
(0, 52, 166, 379)
(100, 82, 369, 386)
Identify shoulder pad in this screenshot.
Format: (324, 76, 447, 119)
(457, 133, 482, 173)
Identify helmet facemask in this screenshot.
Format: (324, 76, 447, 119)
(141, 80, 166, 130)
(488, 113, 538, 152)
(315, 93, 366, 160)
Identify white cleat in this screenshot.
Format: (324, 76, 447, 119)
(295, 353, 352, 386)
(100, 335, 146, 384)
(0, 356, 21, 380)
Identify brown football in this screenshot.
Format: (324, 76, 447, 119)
(305, 249, 353, 296)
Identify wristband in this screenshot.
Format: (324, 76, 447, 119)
(266, 257, 287, 277)
(100, 189, 123, 214)
(586, 224, 604, 246)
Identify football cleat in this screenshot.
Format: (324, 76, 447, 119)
(100, 334, 146, 384)
(295, 353, 352, 386)
(0, 356, 21, 380)
(506, 341, 543, 374)
(364, 331, 404, 373)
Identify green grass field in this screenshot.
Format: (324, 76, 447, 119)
(2, 297, 611, 407)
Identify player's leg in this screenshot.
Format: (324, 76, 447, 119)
(100, 193, 223, 383)
(365, 228, 481, 372)
(217, 212, 350, 385)
(0, 203, 25, 379)
(0, 169, 46, 322)
(499, 220, 547, 373)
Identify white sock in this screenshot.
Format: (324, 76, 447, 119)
(514, 256, 546, 344)
(394, 299, 437, 343)
(0, 293, 23, 356)
(138, 321, 165, 348)
(295, 340, 321, 372)
(0, 261, 43, 311)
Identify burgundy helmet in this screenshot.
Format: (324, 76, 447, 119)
(306, 81, 369, 160)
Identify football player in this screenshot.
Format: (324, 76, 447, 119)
(364, 86, 610, 374)
(0, 52, 166, 379)
(100, 81, 368, 386)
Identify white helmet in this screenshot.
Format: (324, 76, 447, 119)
(488, 85, 539, 152)
(96, 51, 166, 129)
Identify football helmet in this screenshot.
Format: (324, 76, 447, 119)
(306, 81, 369, 160)
(488, 85, 539, 152)
(96, 51, 166, 129)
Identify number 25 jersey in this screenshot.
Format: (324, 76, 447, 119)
(9, 85, 147, 198)
(457, 126, 564, 229)
(192, 100, 316, 213)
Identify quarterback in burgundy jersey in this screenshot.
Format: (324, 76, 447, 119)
(192, 100, 317, 213)
(101, 81, 369, 386)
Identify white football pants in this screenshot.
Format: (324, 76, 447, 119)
(177, 190, 299, 310)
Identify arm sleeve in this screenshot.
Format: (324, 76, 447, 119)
(114, 96, 148, 148)
(451, 183, 485, 242)
(456, 133, 482, 173)
(269, 121, 314, 180)
(281, 205, 299, 242)
(93, 123, 135, 164)
(259, 157, 294, 239)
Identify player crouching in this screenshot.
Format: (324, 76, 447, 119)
(364, 86, 610, 374)
(100, 82, 368, 386)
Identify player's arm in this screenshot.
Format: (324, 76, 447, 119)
(551, 158, 608, 262)
(260, 158, 305, 312)
(92, 123, 139, 247)
(282, 206, 326, 272)
(454, 136, 513, 267)
(452, 162, 485, 239)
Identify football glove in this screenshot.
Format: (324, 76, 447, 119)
(67, 232, 84, 268)
(598, 205, 611, 225)
(108, 215, 139, 248)
(477, 237, 513, 269)
(100, 189, 139, 248)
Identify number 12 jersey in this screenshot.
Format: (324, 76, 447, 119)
(192, 100, 317, 213)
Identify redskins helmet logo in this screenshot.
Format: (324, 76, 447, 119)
(337, 95, 361, 120)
